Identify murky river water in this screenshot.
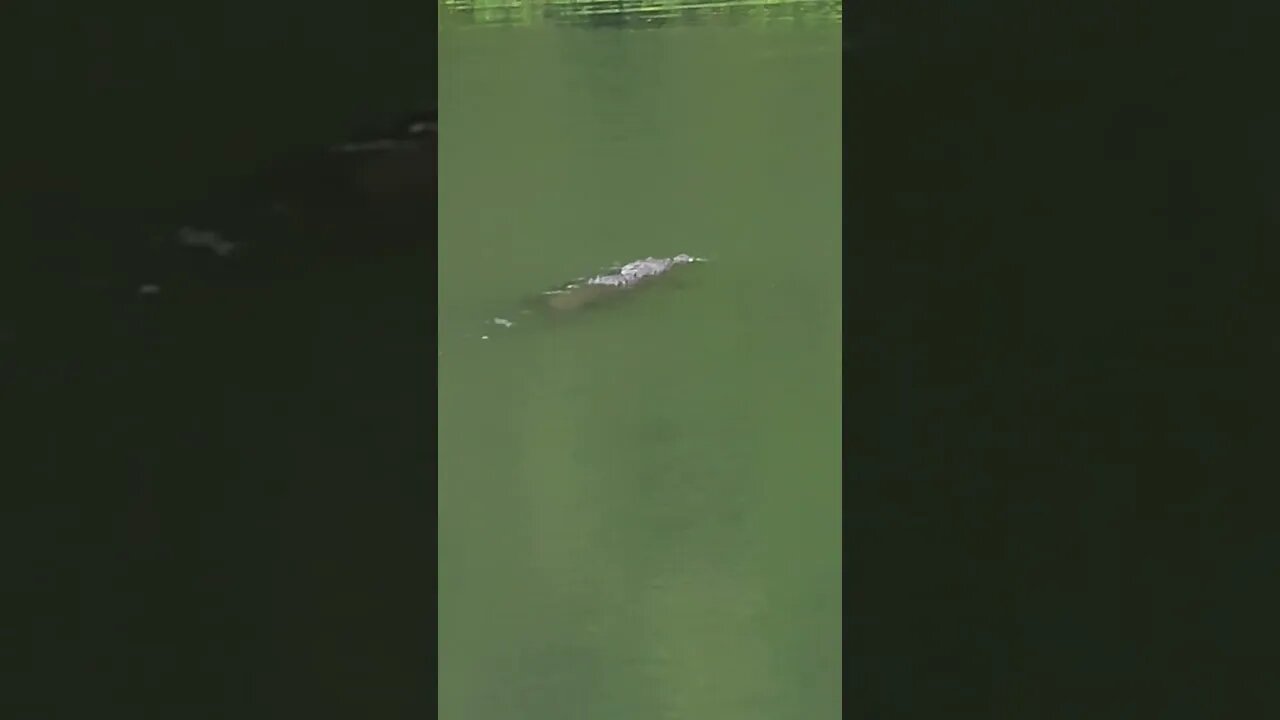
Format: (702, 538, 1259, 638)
(440, 23, 841, 720)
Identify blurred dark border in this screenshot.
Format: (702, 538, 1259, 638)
(845, 2, 1278, 716)
(8, 4, 437, 718)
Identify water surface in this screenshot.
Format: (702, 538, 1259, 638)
(440, 24, 842, 720)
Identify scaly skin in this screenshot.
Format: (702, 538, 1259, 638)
(538, 254, 701, 311)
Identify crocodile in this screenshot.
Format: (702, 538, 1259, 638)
(476, 253, 704, 332)
(477, 254, 703, 337)
(537, 254, 704, 311)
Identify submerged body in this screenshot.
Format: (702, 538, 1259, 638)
(539, 254, 702, 311)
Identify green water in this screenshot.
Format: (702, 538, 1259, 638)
(439, 25, 842, 719)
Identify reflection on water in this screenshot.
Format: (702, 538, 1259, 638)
(439, 20, 840, 720)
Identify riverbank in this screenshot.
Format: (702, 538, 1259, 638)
(441, 0, 841, 27)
